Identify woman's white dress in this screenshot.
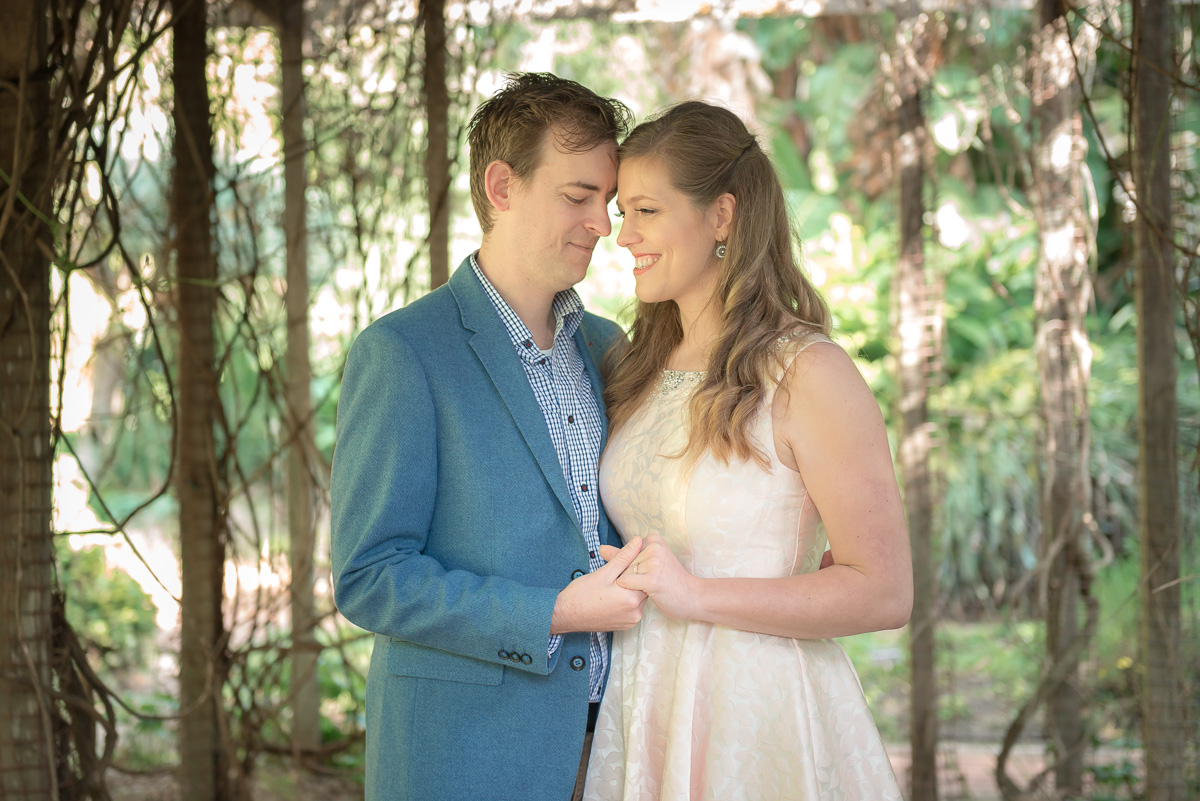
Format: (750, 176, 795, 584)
(583, 334, 903, 801)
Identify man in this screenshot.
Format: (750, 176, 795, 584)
(331, 73, 645, 801)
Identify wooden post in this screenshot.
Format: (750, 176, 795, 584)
(0, 3, 55, 796)
(1133, 0, 1184, 797)
(280, 0, 320, 756)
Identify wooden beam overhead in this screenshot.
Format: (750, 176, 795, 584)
(215, 0, 1036, 33)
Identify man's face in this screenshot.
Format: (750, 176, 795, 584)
(505, 129, 618, 295)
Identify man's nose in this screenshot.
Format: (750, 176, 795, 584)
(587, 200, 612, 237)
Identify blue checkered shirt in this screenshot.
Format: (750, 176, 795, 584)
(469, 255, 608, 701)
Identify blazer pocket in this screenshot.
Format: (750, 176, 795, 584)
(386, 638, 504, 686)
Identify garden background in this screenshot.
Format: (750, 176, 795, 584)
(1, 0, 1197, 799)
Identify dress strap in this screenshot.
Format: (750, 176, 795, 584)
(773, 329, 834, 375)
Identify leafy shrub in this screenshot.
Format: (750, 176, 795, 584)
(56, 541, 157, 672)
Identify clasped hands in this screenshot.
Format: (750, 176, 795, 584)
(598, 534, 837, 624)
(549, 533, 695, 634)
(599, 533, 700, 622)
(552, 533, 836, 634)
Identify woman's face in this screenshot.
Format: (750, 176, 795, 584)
(615, 157, 726, 317)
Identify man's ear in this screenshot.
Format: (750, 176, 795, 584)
(712, 192, 736, 241)
(484, 160, 518, 213)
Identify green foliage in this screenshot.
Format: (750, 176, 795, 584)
(114, 691, 179, 770)
(735, 9, 1194, 622)
(217, 623, 371, 772)
(836, 627, 907, 741)
(317, 631, 371, 744)
(1086, 756, 1142, 801)
(840, 620, 1043, 742)
(745, 16, 814, 74)
(55, 542, 158, 671)
(317, 631, 372, 773)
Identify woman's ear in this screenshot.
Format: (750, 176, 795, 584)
(712, 192, 736, 241)
(484, 160, 517, 213)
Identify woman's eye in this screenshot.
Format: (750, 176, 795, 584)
(636, 207, 657, 216)
(565, 195, 585, 205)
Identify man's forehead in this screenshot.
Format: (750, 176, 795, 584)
(541, 140, 618, 191)
(537, 125, 615, 158)
(545, 140, 617, 166)
(542, 122, 616, 152)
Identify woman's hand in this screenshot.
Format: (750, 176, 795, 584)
(599, 533, 700, 621)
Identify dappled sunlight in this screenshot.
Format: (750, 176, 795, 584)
(931, 106, 981, 155)
(213, 29, 281, 165)
(935, 200, 972, 250)
(56, 454, 182, 630)
(51, 271, 113, 434)
(54, 454, 105, 534)
(223, 552, 286, 600)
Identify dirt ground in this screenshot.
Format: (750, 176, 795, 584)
(106, 758, 362, 801)
(104, 742, 1106, 801)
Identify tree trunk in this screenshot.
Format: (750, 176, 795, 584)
(172, 1, 230, 799)
(280, 0, 320, 755)
(1132, 0, 1184, 798)
(1031, 0, 1091, 793)
(421, 0, 450, 289)
(892, 12, 938, 801)
(0, 3, 55, 797)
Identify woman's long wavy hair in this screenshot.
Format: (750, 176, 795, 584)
(604, 101, 832, 467)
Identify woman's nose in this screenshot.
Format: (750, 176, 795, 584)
(616, 218, 638, 248)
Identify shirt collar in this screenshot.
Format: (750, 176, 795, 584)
(470, 252, 584, 360)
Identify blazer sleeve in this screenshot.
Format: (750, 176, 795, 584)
(330, 322, 562, 674)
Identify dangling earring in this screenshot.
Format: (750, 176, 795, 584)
(715, 242, 727, 259)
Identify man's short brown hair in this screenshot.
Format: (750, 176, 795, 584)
(467, 72, 632, 234)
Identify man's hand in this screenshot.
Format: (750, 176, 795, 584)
(549, 537, 648, 634)
(602, 533, 700, 622)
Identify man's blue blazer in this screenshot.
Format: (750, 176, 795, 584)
(331, 256, 625, 800)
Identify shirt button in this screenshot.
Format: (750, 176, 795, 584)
(570, 656, 586, 671)
(589, 550, 596, 558)
(567, 415, 574, 423)
(539, 357, 547, 365)
(570, 569, 585, 580)
(581, 484, 588, 492)
(523, 340, 532, 348)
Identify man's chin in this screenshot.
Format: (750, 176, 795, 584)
(565, 248, 594, 281)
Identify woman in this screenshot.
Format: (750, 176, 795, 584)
(583, 101, 912, 800)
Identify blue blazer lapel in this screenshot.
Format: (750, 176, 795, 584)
(449, 260, 580, 532)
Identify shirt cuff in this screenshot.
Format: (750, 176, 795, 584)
(548, 633, 563, 659)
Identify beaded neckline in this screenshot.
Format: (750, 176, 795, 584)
(654, 331, 815, 397)
(658, 369, 704, 395)
(652, 328, 820, 398)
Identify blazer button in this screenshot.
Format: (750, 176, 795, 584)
(521, 654, 532, 665)
(498, 649, 510, 660)
(570, 569, 585, 580)
(509, 652, 521, 663)
(570, 656, 586, 671)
